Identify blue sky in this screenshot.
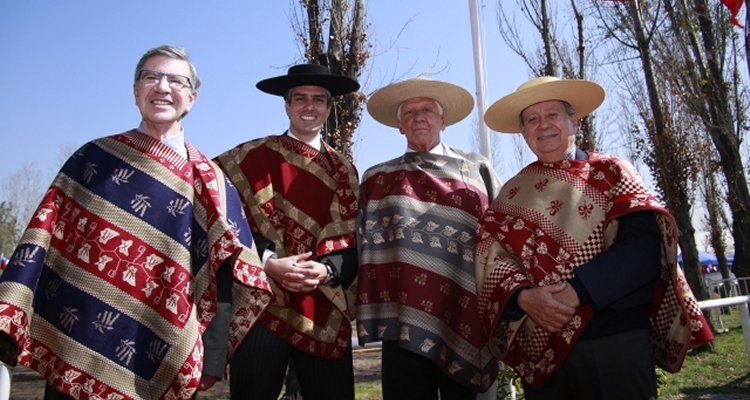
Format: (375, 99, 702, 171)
(0, 1, 532, 191)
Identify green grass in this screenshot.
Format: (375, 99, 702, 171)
(354, 382, 382, 400)
(659, 320, 750, 399)
(354, 315, 750, 400)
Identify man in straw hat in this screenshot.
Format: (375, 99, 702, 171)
(475, 76, 714, 399)
(0, 45, 272, 400)
(212, 64, 361, 399)
(357, 77, 501, 399)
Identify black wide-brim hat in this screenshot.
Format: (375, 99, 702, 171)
(256, 64, 360, 97)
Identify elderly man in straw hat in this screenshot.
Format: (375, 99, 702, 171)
(212, 64, 361, 400)
(357, 77, 501, 399)
(475, 76, 714, 399)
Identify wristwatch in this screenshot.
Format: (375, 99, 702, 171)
(322, 260, 337, 286)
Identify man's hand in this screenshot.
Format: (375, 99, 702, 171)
(518, 283, 577, 333)
(552, 282, 580, 309)
(198, 375, 220, 391)
(264, 251, 327, 293)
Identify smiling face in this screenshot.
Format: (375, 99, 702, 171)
(133, 55, 197, 139)
(397, 97, 445, 152)
(285, 85, 331, 142)
(520, 100, 578, 163)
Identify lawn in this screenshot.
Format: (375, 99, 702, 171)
(354, 315, 750, 400)
(660, 320, 750, 399)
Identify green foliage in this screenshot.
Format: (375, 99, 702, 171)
(496, 365, 524, 400)
(0, 201, 20, 257)
(656, 366, 669, 398)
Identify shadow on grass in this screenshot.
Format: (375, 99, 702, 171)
(676, 372, 750, 399)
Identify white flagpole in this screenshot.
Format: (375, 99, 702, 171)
(469, 0, 492, 163)
(468, 7, 505, 399)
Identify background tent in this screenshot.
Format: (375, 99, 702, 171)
(678, 251, 720, 273)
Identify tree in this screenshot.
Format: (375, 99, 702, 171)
(292, 0, 369, 161)
(700, 156, 733, 295)
(608, 0, 711, 301)
(495, 0, 600, 154)
(0, 201, 20, 257)
(1, 162, 46, 248)
(283, 2, 370, 398)
(663, 0, 750, 279)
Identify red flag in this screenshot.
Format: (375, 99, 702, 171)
(721, 0, 745, 27)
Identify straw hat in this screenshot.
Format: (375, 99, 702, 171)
(367, 77, 474, 128)
(484, 76, 605, 133)
(256, 64, 360, 97)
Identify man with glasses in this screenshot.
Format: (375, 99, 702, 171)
(0, 45, 271, 400)
(213, 64, 360, 400)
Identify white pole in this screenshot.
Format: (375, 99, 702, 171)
(740, 302, 750, 364)
(468, 0, 492, 162)
(0, 362, 10, 400)
(469, 5, 503, 397)
(699, 295, 750, 364)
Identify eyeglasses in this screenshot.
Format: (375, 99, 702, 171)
(138, 70, 193, 90)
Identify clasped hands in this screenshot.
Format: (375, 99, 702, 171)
(198, 252, 327, 392)
(517, 282, 580, 333)
(263, 251, 328, 293)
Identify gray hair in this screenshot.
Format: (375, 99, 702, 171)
(396, 98, 444, 121)
(519, 101, 575, 128)
(134, 45, 201, 93)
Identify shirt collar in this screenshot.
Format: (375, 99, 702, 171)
(136, 123, 187, 159)
(407, 142, 445, 155)
(406, 142, 465, 160)
(286, 130, 322, 151)
(563, 147, 576, 161)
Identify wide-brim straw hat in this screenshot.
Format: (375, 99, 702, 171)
(256, 64, 360, 97)
(367, 77, 474, 128)
(484, 76, 605, 133)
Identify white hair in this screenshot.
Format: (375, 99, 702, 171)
(396, 99, 444, 121)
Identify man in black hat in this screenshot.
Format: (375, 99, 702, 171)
(210, 64, 360, 399)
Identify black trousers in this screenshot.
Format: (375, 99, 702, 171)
(43, 383, 71, 400)
(522, 329, 657, 400)
(229, 323, 354, 400)
(381, 341, 477, 400)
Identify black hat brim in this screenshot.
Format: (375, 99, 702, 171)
(256, 74, 360, 97)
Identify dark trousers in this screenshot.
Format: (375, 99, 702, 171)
(381, 341, 477, 400)
(44, 384, 72, 400)
(522, 329, 657, 400)
(229, 323, 354, 400)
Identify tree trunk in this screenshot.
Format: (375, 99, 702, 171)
(689, 0, 750, 279)
(626, 1, 710, 303)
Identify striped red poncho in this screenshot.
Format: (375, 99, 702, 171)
(215, 134, 359, 359)
(0, 131, 271, 399)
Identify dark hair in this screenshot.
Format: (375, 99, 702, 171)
(283, 87, 333, 106)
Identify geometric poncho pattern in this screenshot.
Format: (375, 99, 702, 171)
(474, 153, 714, 388)
(0, 131, 271, 400)
(357, 150, 501, 392)
(214, 134, 359, 360)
